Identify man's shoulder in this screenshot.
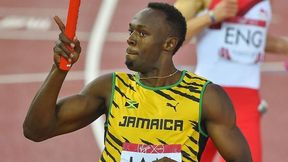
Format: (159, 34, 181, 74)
(114, 71, 133, 75)
(85, 73, 114, 88)
(184, 71, 211, 83)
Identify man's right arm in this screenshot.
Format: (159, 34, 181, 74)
(23, 66, 112, 142)
(265, 34, 288, 55)
(23, 17, 112, 142)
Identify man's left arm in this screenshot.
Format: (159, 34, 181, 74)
(265, 34, 288, 55)
(202, 84, 252, 162)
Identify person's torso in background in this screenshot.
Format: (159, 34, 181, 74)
(195, 0, 272, 89)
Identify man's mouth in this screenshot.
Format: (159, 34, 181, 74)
(126, 48, 138, 55)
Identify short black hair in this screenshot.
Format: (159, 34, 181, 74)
(148, 2, 187, 54)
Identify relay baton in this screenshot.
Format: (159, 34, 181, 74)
(60, 0, 81, 71)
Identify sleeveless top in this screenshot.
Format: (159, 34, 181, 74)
(100, 71, 211, 162)
(195, 0, 272, 89)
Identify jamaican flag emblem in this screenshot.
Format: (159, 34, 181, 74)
(125, 100, 139, 109)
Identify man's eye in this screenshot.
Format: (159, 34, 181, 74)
(139, 32, 146, 37)
(128, 30, 133, 35)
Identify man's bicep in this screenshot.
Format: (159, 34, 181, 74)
(202, 84, 236, 130)
(207, 120, 251, 161)
(53, 74, 113, 136)
(52, 93, 104, 135)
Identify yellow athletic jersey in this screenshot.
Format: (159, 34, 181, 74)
(100, 70, 211, 162)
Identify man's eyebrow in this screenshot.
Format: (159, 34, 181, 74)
(129, 23, 148, 29)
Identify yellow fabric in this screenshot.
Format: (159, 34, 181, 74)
(100, 71, 210, 162)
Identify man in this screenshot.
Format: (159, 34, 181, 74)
(174, 0, 288, 162)
(23, 2, 252, 161)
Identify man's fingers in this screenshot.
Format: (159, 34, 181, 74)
(73, 37, 81, 53)
(54, 46, 70, 59)
(54, 39, 80, 63)
(53, 16, 81, 69)
(55, 35, 81, 55)
(60, 42, 73, 54)
(59, 32, 72, 45)
(53, 16, 65, 32)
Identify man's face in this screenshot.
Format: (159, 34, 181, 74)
(125, 8, 169, 72)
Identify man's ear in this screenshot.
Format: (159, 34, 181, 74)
(163, 37, 178, 52)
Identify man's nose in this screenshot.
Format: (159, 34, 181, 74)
(127, 33, 136, 46)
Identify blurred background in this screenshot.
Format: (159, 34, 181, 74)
(0, 0, 287, 161)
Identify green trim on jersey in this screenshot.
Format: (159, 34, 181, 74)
(198, 81, 211, 137)
(134, 70, 187, 90)
(105, 73, 116, 128)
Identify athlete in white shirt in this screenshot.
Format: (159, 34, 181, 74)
(175, 0, 288, 162)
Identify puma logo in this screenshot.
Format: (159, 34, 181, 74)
(166, 102, 179, 111)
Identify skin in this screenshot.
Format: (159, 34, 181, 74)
(23, 7, 252, 162)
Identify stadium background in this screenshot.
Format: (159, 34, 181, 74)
(0, 0, 287, 161)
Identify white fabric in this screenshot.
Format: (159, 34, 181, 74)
(121, 151, 181, 162)
(195, 1, 272, 89)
